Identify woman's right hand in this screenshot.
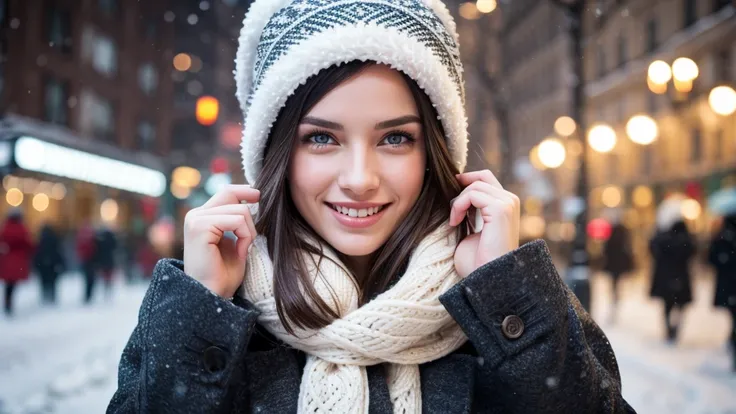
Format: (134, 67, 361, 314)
(183, 185, 260, 298)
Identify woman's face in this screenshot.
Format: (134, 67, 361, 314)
(289, 64, 426, 258)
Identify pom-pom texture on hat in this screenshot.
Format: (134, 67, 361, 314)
(235, 0, 468, 184)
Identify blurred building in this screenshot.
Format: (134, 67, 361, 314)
(494, 0, 578, 243)
(0, 0, 174, 233)
(164, 0, 250, 231)
(582, 0, 735, 254)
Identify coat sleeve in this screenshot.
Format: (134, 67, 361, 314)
(107, 259, 260, 414)
(439, 240, 636, 413)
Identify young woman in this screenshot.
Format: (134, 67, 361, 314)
(108, 1, 634, 412)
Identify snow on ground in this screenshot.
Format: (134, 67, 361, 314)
(0, 273, 146, 414)
(1, 267, 734, 414)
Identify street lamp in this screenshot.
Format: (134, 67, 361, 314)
(587, 124, 617, 153)
(709, 85, 736, 116)
(626, 114, 658, 145)
(537, 137, 567, 169)
(671, 57, 699, 93)
(550, 0, 591, 310)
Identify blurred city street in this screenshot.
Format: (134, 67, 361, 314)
(1, 266, 735, 414)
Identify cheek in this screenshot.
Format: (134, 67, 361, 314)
(289, 151, 331, 208)
(382, 151, 425, 203)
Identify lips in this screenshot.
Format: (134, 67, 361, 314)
(326, 202, 390, 229)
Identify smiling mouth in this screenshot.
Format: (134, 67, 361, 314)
(328, 203, 389, 218)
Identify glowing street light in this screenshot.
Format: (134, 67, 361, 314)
(672, 57, 699, 93)
(196, 96, 219, 126)
(647, 60, 671, 94)
(537, 137, 566, 169)
(458, 2, 481, 20)
(587, 124, 617, 153)
(708, 85, 736, 116)
(476, 0, 497, 13)
(626, 114, 658, 145)
(648, 60, 672, 84)
(554, 116, 576, 137)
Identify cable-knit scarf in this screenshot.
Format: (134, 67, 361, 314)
(240, 223, 467, 413)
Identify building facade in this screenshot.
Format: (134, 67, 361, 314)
(582, 0, 735, 253)
(0, 0, 175, 233)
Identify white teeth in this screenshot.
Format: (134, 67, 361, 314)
(332, 204, 384, 217)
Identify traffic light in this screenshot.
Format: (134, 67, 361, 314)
(195, 96, 219, 126)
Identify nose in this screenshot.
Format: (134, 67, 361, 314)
(337, 144, 380, 197)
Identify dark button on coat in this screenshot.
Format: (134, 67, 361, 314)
(107, 240, 637, 413)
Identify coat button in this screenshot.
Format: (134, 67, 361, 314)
(501, 315, 524, 339)
(202, 346, 228, 373)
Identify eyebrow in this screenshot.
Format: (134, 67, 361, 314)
(300, 115, 421, 131)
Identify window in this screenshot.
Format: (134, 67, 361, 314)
(596, 48, 606, 78)
(47, 5, 72, 54)
(80, 90, 115, 142)
(683, 0, 697, 28)
(690, 126, 702, 163)
(715, 49, 732, 82)
(641, 146, 654, 176)
(646, 18, 658, 53)
(137, 121, 156, 151)
(617, 34, 627, 68)
(98, 0, 118, 16)
(44, 78, 68, 125)
(81, 26, 117, 77)
(713, 0, 730, 12)
(138, 63, 158, 95)
(714, 128, 724, 162)
(647, 92, 658, 114)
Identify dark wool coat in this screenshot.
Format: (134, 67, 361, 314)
(603, 224, 634, 279)
(649, 222, 695, 305)
(107, 241, 636, 413)
(709, 215, 736, 309)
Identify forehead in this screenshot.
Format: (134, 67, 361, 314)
(305, 65, 419, 121)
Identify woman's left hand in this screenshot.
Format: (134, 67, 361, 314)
(450, 170, 521, 278)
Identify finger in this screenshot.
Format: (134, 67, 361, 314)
(457, 181, 516, 205)
(450, 191, 494, 226)
(192, 204, 253, 217)
(456, 169, 503, 190)
(190, 215, 252, 248)
(202, 185, 260, 208)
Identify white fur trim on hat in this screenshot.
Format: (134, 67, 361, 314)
(235, 1, 468, 183)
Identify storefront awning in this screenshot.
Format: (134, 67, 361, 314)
(0, 115, 167, 197)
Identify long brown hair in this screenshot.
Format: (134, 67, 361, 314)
(254, 60, 468, 334)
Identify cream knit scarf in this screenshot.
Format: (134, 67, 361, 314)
(240, 223, 467, 413)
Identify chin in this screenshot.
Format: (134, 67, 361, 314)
(322, 231, 389, 257)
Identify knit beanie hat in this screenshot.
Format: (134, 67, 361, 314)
(235, 0, 468, 184)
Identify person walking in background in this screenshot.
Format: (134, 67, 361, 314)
(708, 213, 736, 372)
(33, 224, 66, 305)
(76, 222, 97, 304)
(650, 218, 696, 343)
(603, 220, 635, 308)
(93, 226, 117, 299)
(0, 210, 35, 316)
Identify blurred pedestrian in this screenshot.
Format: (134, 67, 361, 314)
(708, 213, 736, 371)
(93, 226, 118, 299)
(650, 219, 695, 343)
(76, 222, 97, 304)
(0, 210, 35, 316)
(603, 221, 634, 306)
(33, 224, 66, 305)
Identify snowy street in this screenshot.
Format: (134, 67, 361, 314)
(1, 267, 735, 414)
